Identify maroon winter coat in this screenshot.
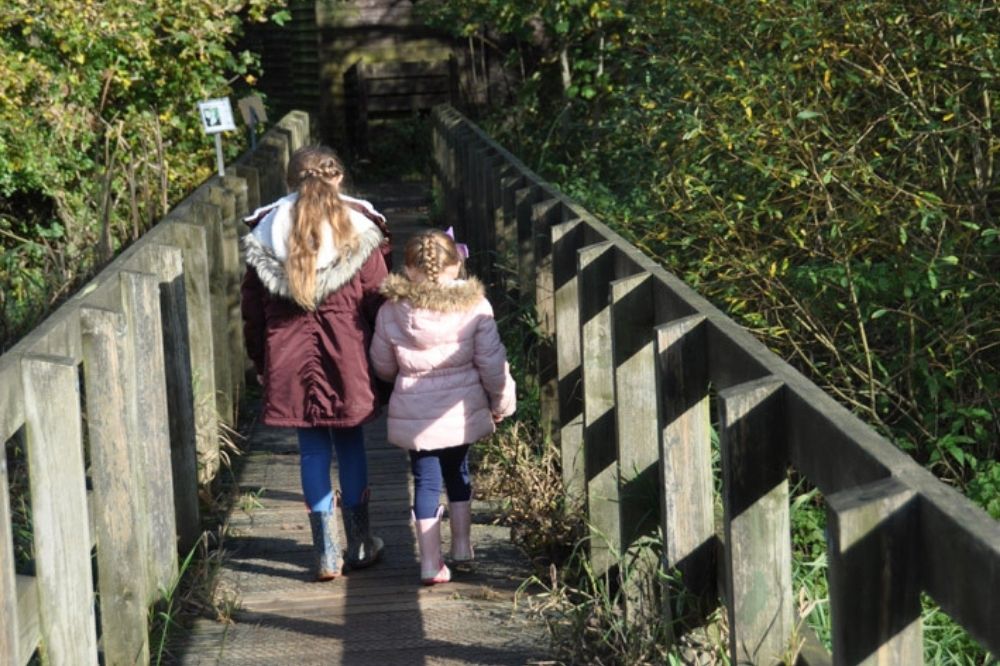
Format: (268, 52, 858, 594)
(240, 193, 390, 428)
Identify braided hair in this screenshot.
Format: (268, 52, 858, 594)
(403, 229, 464, 283)
(285, 146, 357, 310)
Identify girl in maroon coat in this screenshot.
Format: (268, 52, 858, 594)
(240, 145, 389, 580)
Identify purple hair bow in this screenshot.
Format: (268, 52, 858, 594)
(445, 226, 470, 259)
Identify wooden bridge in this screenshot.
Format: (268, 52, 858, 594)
(1, 108, 998, 665)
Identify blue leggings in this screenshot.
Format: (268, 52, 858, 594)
(409, 444, 472, 520)
(297, 426, 368, 512)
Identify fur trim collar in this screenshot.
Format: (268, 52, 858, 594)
(379, 273, 485, 312)
(242, 199, 385, 304)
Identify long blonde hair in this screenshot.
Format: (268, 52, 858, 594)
(285, 146, 357, 310)
(403, 229, 465, 283)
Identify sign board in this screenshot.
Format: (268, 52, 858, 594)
(238, 96, 268, 126)
(198, 98, 236, 134)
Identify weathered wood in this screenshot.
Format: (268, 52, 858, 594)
(79, 305, 150, 665)
(656, 315, 717, 619)
(159, 219, 220, 484)
(0, 440, 17, 664)
(119, 270, 179, 597)
(133, 242, 201, 553)
(719, 376, 792, 666)
(611, 272, 661, 624)
(579, 241, 620, 575)
(552, 220, 586, 504)
(15, 575, 39, 665)
(827, 477, 921, 666)
(514, 184, 543, 310)
(533, 199, 563, 442)
(21, 354, 99, 664)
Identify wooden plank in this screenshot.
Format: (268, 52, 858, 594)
(21, 354, 99, 664)
(0, 436, 17, 664)
(552, 220, 586, 504)
(16, 575, 39, 665)
(131, 242, 200, 553)
(578, 241, 619, 576)
(610, 272, 661, 624)
(827, 478, 921, 666)
(718, 376, 792, 666)
(158, 219, 220, 485)
(79, 305, 150, 665)
(656, 315, 717, 620)
(119, 271, 179, 598)
(532, 199, 563, 442)
(514, 184, 543, 312)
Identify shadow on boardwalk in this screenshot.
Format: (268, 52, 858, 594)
(165, 182, 551, 665)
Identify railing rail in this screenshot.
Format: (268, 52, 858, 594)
(0, 111, 312, 665)
(431, 104, 1000, 664)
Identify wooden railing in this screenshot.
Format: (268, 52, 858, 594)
(431, 105, 1000, 665)
(0, 111, 313, 665)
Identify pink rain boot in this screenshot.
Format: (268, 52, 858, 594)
(415, 505, 451, 585)
(447, 500, 474, 564)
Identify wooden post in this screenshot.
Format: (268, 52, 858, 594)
(21, 354, 99, 664)
(135, 242, 200, 552)
(533, 198, 563, 442)
(160, 219, 220, 484)
(514, 184, 543, 311)
(0, 439, 17, 664)
(119, 270, 179, 596)
(610, 272, 662, 623)
(579, 241, 620, 575)
(827, 477, 921, 666)
(495, 169, 525, 319)
(719, 376, 793, 666)
(79, 306, 150, 665)
(552, 220, 586, 503)
(656, 315, 717, 618)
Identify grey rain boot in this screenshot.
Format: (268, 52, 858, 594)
(307, 510, 341, 581)
(340, 489, 384, 570)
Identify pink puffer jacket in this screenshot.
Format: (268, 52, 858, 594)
(370, 274, 516, 450)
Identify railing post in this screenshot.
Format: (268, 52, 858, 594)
(79, 306, 150, 665)
(119, 271, 179, 596)
(533, 198, 563, 442)
(552, 220, 586, 503)
(0, 436, 17, 663)
(579, 241, 620, 575)
(21, 354, 99, 664)
(514, 184, 543, 313)
(611, 272, 662, 624)
(656, 315, 717, 619)
(827, 477, 922, 666)
(159, 219, 220, 484)
(719, 376, 792, 665)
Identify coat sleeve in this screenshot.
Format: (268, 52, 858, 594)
(240, 266, 267, 376)
(472, 299, 517, 417)
(358, 247, 388, 331)
(369, 308, 399, 382)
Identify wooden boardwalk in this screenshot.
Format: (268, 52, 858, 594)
(166, 183, 551, 665)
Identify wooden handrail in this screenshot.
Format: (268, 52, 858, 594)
(0, 110, 313, 665)
(431, 103, 1000, 664)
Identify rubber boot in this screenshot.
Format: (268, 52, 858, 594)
(307, 510, 340, 581)
(340, 489, 384, 570)
(447, 500, 474, 563)
(416, 505, 451, 585)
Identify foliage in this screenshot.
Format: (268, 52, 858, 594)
(427, 0, 1000, 510)
(0, 0, 288, 350)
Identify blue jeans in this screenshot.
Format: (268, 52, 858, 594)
(297, 426, 368, 512)
(409, 444, 472, 520)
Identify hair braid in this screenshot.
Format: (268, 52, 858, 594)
(403, 229, 465, 283)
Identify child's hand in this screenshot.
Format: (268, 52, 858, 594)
(257, 373, 265, 386)
(492, 412, 504, 424)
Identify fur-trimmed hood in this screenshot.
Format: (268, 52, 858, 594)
(379, 273, 485, 312)
(241, 193, 385, 304)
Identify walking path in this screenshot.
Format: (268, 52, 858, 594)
(167, 182, 550, 665)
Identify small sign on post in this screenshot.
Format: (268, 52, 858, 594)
(238, 96, 267, 150)
(198, 98, 237, 178)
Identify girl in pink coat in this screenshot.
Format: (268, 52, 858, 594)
(369, 229, 516, 585)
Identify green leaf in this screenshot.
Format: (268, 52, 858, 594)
(796, 110, 821, 120)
